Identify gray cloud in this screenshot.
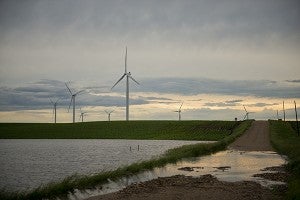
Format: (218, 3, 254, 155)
(286, 80, 300, 83)
(0, 0, 299, 86)
(0, 80, 148, 111)
(1, 0, 299, 42)
(1, 77, 299, 112)
(133, 78, 300, 98)
(248, 103, 279, 107)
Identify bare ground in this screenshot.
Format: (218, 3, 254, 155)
(87, 121, 286, 200)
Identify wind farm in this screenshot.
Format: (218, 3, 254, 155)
(0, 1, 299, 199)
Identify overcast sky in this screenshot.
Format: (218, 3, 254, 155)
(0, 0, 299, 122)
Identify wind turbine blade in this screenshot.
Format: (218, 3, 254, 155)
(110, 110, 114, 114)
(105, 110, 109, 114)
(75, 90, 84, 96)
(111, 74, 126, 89)
(65, 83, 73, 95)
(49, 98, 54, 105)
(129, 75, 140, 85)
(179, 102, 183, 110)
(243, 114, 247, 120)
(243, 105, 247, 113)
(68, 97, 73, 112)
(125, 47, 127, 73)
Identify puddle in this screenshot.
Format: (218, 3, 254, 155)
(69, 150, 287, 200)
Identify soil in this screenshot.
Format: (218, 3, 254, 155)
(86, 121, 286, 200)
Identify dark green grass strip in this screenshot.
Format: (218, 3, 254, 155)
(269, 120, 300, 200)
(0, 120, 239, 140)
(0, 120, 252, 200)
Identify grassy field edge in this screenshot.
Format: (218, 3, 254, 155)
(0, 120, 252, 200)
(269, 120, 300, 200)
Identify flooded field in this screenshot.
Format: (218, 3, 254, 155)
(0, 139, 209, 191)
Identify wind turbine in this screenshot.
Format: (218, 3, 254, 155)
(243, 105, 254, 120)
(49, 98, 61, 123)
(79, 108, 87, 122)
(111, 47, 140, 121)
(65, 83, 84, 123)
(174, 102, 183, 121)
(105, 110, 114, 121)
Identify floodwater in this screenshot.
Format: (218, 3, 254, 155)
(73, 150, 287, 200)
(0, 139, 209, 192)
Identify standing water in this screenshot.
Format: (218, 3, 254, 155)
(0, 139, 212, 192)
(73, 149, 286, 200)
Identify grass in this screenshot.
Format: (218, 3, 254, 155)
(269, 120, 300, 200)
(0, 120, 252, 200)
(0, 120, 240, 140)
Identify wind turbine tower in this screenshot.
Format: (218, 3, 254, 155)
(79, 108, 87, 122)
(50, 98, 60, 123)
(283, 101, 286, 121)
(175, 102, 183, 121)
(111, 47, 139, 121)
(105, 110, 114, 121)
(65, 83, 84, 123)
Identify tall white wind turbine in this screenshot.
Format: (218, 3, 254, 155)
(105, 110, 114, 121)
(65, 83, 84, 123)
(175, 102, 183, 121)
(49, 98, 60, 123)
(111, 47, 139, 121)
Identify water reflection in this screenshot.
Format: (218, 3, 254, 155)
(76, 150, 286, 200)
(0, 139, 209, 191)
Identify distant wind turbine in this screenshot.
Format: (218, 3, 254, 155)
(105, 110, 114, 121)
(79, 108, 87, 122)
(49, 98, 61, 123)
(243, 105, 254, 120)
(111, 47, 140, 121)
(283, 101, 286, 121)
(65, 83, 84, 123)
(174, 102, 183, 121)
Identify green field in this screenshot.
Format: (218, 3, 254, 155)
(0, 120, 240, 140)
(269, 120, 300, 199)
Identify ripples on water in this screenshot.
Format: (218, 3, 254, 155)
(0, 139, 207, 191)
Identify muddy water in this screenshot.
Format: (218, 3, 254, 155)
(74, 150, 286, 200)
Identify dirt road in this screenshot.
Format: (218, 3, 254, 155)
(87, 121, 284, 200)
(229, 121, 274, 151)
